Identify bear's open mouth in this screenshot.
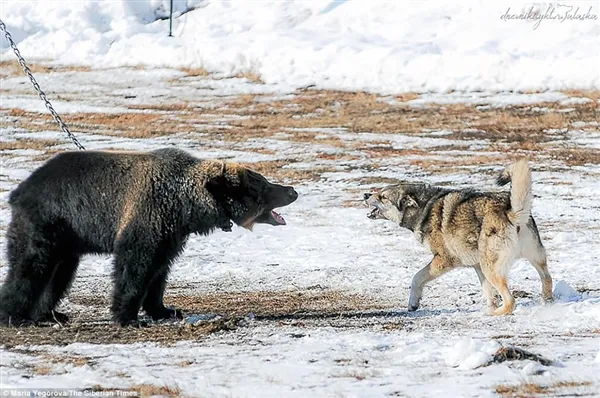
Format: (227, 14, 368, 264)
(268, 209, 286, 225)
(248, 208, 288, 228)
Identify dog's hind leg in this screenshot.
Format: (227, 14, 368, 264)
(520, 221, 553, 303)
(480, 251, 515, 315)
(474, 266, 499, 311)
(530, 257, 553, 303)
(408, 256, 453, 311)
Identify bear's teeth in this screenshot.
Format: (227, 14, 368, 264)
(271, 210, 285, 225)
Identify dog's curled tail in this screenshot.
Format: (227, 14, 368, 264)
(496, 158, 532, 226)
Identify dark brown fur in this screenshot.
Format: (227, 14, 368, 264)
(0, 148, 297, 326)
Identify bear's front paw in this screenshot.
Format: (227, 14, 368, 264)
(119, 319, 149, 328)
(220, 220, 233, 232)
(148, 306, 183, 321)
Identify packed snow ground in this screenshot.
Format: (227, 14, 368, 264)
(2, 0, 600, 93)
(0, 66, 599, 397)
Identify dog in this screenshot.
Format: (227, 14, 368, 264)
(364, 159, 553, 315)
(0, 148, 298, 326)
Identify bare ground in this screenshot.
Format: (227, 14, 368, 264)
(0, 289, 385, 347)
(0, 66, 599, 396)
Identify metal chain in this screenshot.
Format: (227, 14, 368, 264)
(0, 18, 85, 150)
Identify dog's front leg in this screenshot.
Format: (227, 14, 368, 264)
(408, 256, 452, 311)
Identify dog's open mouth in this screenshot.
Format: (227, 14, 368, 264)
(367, 207, 380, 220)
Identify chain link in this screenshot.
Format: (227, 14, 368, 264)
(1, 18, 85, 150)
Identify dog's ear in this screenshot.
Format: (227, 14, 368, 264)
(401, 195, 418, 208)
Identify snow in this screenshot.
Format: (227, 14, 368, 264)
(2, 1, 599, 94)
(2, 323, 600, 397)
(0, 67, 599, 395)
(553, 280, 583, 301)
(445, 339, 501, 370)
(0, 4, 599, 395)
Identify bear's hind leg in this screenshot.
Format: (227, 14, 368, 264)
(0, 221, 58, 325)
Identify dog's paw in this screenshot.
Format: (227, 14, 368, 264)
(482, 306, 496, 316)
(407, 294, 421, 312)
(491, 305, 515, 316)
(542, 296, 555, 304)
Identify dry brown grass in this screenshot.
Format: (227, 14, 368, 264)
(0, 60, 92, 77)
(180, 66, 210, 77)
(127, 103, 191, 112)
(33, 366, 53, 376)
(0, 289, 382, 346)
(26, 353, 92, 369)
(0, 138, 63, 151)
(49, 354, 88, 366)
(394, 93, 420, 102)
(409, 153, 510, 173)
(235, 70, 264, 84)
(0, 318, 235, 347)
(561, 89, 600, 100)
(4, 109, 177, 138)
(347, 176, 404, 186)
(3, 87, 598, 183)
(8, 86, 597, 146)
(213, 90, 597, 148)
(8, 108, 29, 117)
(92, 384, 182, 397)
(550, 147, 600, 166)
(495, 380, 593, 397)
(239, 159, 339, 183)
(166, 289, 381, 318)
(70, 288, 382, 317)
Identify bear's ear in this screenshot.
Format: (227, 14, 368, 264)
(401, 195, 418, 208)
(240, 168, 268, 195)
(206, 175, 230, 199)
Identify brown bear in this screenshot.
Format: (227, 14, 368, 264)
(0, 148, 297, 326)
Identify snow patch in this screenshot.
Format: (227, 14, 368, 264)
(445, 338, 501, 370)
(553, 280, 582, 302)
(2, 1, 598, 93)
